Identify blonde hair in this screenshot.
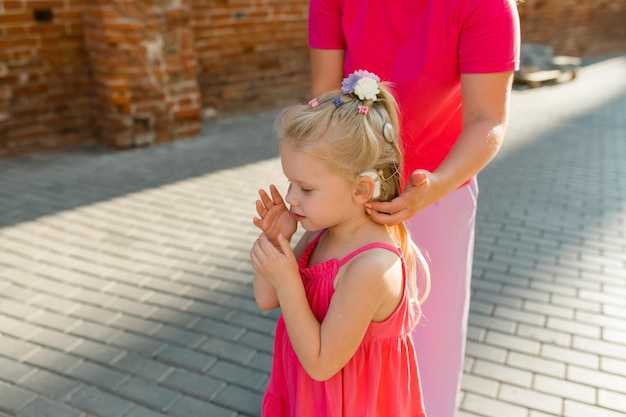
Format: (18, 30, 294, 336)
(275, 83, 430, 326)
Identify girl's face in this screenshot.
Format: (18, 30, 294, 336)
(280, 143, 359, 231)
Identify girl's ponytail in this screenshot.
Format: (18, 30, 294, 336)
(387, 223, 430, 328)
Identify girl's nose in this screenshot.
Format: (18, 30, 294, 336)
(285, 185, 296, 206)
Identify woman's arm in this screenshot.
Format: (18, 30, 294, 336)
(310, 48, 345, 96)
(367, 71, 514, 224)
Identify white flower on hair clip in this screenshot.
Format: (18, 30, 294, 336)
(360, 170, 382, 199)
(342, 70, 381, 101)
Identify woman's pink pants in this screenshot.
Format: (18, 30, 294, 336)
(407, 178, 479, 417)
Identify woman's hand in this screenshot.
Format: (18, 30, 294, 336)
(253, 185, 298, 247)
(366, 170, 445, 225)
(250, 234, 300, 291)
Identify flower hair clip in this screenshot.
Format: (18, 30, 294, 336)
(342, 70, 381, 101)
(358, 105, 369, 115)
(333, 97, 343, 108)
(308, 98, 319, 108)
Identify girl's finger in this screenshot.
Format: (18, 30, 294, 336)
(259, 189, 274, 208)
(255, 200, 266, 217)
(277, 234, 293, 260)
(269, 184, 284, 205)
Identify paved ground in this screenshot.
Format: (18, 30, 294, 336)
(1, 54, 625, 417)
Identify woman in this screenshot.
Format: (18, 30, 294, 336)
(308, 1, 521, 416)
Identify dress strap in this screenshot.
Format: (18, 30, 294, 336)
(337, 242, 402, 268)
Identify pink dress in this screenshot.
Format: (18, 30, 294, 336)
(261, 231, 426, 417)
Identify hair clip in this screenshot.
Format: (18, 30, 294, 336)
(308, 98, 319, 108)
(358, 105, 369, 115)
(333, 97, 343, 108)
(342, 70, 381, 101)
(382, 122, 395, 143)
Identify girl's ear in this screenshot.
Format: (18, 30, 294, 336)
(354, 175, 375, 204)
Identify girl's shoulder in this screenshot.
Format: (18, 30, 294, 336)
(336, 240, 403, 285)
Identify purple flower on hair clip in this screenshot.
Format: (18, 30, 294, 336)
(341, 69, 381, 101)
(308, 98, 319, 108)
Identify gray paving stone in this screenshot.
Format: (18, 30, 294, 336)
(533, 374, 596, 405)
(564, 399, 626, 417)
(161, 368, 225, 401)
(473, 359, 533, 388)
(24, 348, 82, 375)
(0, 381, 36, 414)
(18, 369, 82, 400)
(155, 344, 216, 372)
(110, 332, 165, 357)
(0, 356, 35, 383)
(507, 351, 566, 378)
(67, 386, 133, 417)
(115, 377, 180, 411)
(110, 353, 172, 382)
(17, 397, 84, 417)
(567, 365, 626, 392)
(461, 393, 528, 417)
(199, 337, 257, 365)
(516, 323, 572, 347)
(207, 360, 269, 392)
(166, 395, 236, 417)
(123, 406, 168, 417)
(66, 361, 129, 391)
(190, 317, 246, 341)
(67, 339, 126, 365)
(213, 384, 264, 416)
(499, 384, 563, 415)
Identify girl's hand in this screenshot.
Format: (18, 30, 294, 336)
(250, 234, 300, 290)
(253, 185, 297, 246)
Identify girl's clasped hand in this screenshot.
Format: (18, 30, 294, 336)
(250, 186, 299, 291)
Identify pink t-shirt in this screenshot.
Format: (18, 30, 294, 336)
(309, 0, 520, 180)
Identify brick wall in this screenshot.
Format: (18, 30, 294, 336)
(83, 0, 202, 149)
(517, 0, 626, 57)
(0, 0, 624, 158)
(191, 0, 310, 116)
(0, 0, 93, 156)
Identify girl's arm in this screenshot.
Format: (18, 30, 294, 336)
(253, 272, 279, 311)
(252, 235, 401, 381)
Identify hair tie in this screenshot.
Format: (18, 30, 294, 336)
(333, 97, 343, 108)
(308, 98, 319, 108)
(358, 105, 369, 115)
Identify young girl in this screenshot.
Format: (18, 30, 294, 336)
(250, 70, 430, 417)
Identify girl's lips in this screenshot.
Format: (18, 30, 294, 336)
(289, 209, 305, 221)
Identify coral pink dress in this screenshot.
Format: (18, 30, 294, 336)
(261, 231, 426, 417)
